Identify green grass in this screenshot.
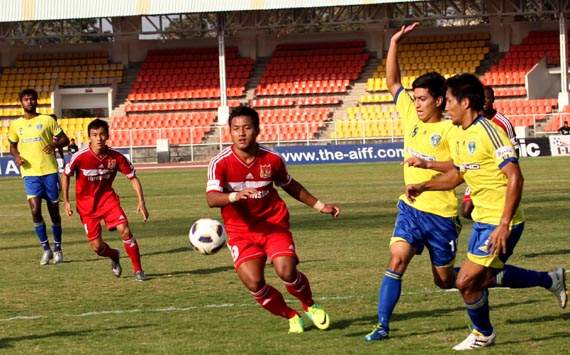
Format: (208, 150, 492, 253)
(0, 157, 569, 354)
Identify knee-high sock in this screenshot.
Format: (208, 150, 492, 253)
(96, 242, 119, 260)
(377, 269, 402, 331)
(34, 221, 50, 251)
(122, 237, 142, 273)
(52, 224, 62, 251)
(284, 272, 314, 311)
(251, 284, 298, 319)
(465, 289, 493, 336)
(494, 264, 552, 289)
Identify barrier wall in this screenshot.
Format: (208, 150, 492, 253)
(0, 138, 564, 176)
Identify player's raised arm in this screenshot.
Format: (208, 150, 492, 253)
(129, 176, 149, 222)
(281, 178, 340, 218)
(386, 22, 419, 98)
(405, 167, 464, 202)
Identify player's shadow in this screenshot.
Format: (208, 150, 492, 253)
(0, 324, 151, 349)
(146, 265, 233, 278)
(338, 300, 540, 337)
(494, 331, 570, 347)
(141, 246, 190, 257)
(522, 248, 570, 258)
(505, 313, 570, 324)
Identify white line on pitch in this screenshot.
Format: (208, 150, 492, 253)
(0, 287, 526, 323)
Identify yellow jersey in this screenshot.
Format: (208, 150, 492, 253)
(8, 114, 63, 177)
(395, 88, 458, 217)
(450, 116, 524, 225)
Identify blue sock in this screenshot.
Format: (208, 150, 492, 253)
(495, 265, 552, 289)
(34, 222, 50, 251)
(377, 269, 402, 331)
(465, 289, 493, 336)
(52, 224, 62, 252)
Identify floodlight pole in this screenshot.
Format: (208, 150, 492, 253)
(217, 13, 230, 126)
(559, 12, 569, 108)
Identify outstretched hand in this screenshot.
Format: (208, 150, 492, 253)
(403, 156, 428, 169)
(391, 22, 419, 43)
(64, 201, 73, 217)
(320, 203, 341, 218)
(137, 202, 149, 222)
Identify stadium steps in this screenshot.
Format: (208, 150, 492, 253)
(245, 57, 271, 101)
(113, 62, 143, 110)
(477, 43, 503, 76)
(323, 55, 380, 139)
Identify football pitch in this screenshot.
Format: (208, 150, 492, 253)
(0, 157, 568, 354)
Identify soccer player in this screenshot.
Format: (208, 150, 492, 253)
(405, 73, 567, 350)
(460, 86, 519, 219)
(365, 22, 462, 342)
(67, 138, 79, 155)
(206, 105, 340, 333)
(8, 88, 69, 265)
(62, 119, 148, 281)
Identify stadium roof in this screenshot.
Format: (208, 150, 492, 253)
(0, 0, 412, 23)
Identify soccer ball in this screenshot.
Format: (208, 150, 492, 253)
(189, 218, 227, 255)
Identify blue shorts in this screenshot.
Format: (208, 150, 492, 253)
(23, 173, 60, 203)
(467, 222, 524, 269)
(391, 200, 461, 267)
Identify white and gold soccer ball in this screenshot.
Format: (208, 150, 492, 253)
(189, 218, 227, 255)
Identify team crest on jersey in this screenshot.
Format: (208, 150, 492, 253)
(430, 134, 442, 147)
(107, 159, 116, 170)
(259, 164, 272, 178)
(467, 140, 477, 154)
(36, 123, 43, 131)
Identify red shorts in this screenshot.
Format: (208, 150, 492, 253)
(227, 229, 298, 270)
(79, 203, 128, 241)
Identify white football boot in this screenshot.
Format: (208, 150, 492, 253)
(453, 330, 496, 351)
(548, 267, 567, 309)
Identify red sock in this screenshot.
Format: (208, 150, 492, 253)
(96, 242, 119, 261)
(284, 272, 314, 311)
(251, 284, 298, 319)
(122, 237, 142, 273)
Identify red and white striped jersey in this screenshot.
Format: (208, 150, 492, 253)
(207, 145, 292, 234)
(64, 147, 135, 216)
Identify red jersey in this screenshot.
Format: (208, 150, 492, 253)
(207, 145, 292, 234)
(64, 147, 135, 216)
(491, 111, 519, 149)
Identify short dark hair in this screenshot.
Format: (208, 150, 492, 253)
(412, 72, 447, 110)
(446, 73, 485, 112)
(49, 114, 58, 120)
(87, 118, 109, 135)
(19, 88, 38, 102)
(228, 105, 260, 130)
(484, 86, 495, 103)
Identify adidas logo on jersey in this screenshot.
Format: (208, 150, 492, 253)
(245, 173, 254, 180)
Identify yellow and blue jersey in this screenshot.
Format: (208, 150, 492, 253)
(395, 87, 458, 218)
(450, 116, 524, 226)
(8, 115, 63, 177)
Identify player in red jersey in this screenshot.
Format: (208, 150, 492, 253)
(61, 119, 149, 281)
(207, 105, 341, 333)
(460, 86, 519, 219)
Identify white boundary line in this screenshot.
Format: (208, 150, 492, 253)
(2, 288, 525, 323)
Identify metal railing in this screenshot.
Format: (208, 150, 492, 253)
(3, 113, 570, 161)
